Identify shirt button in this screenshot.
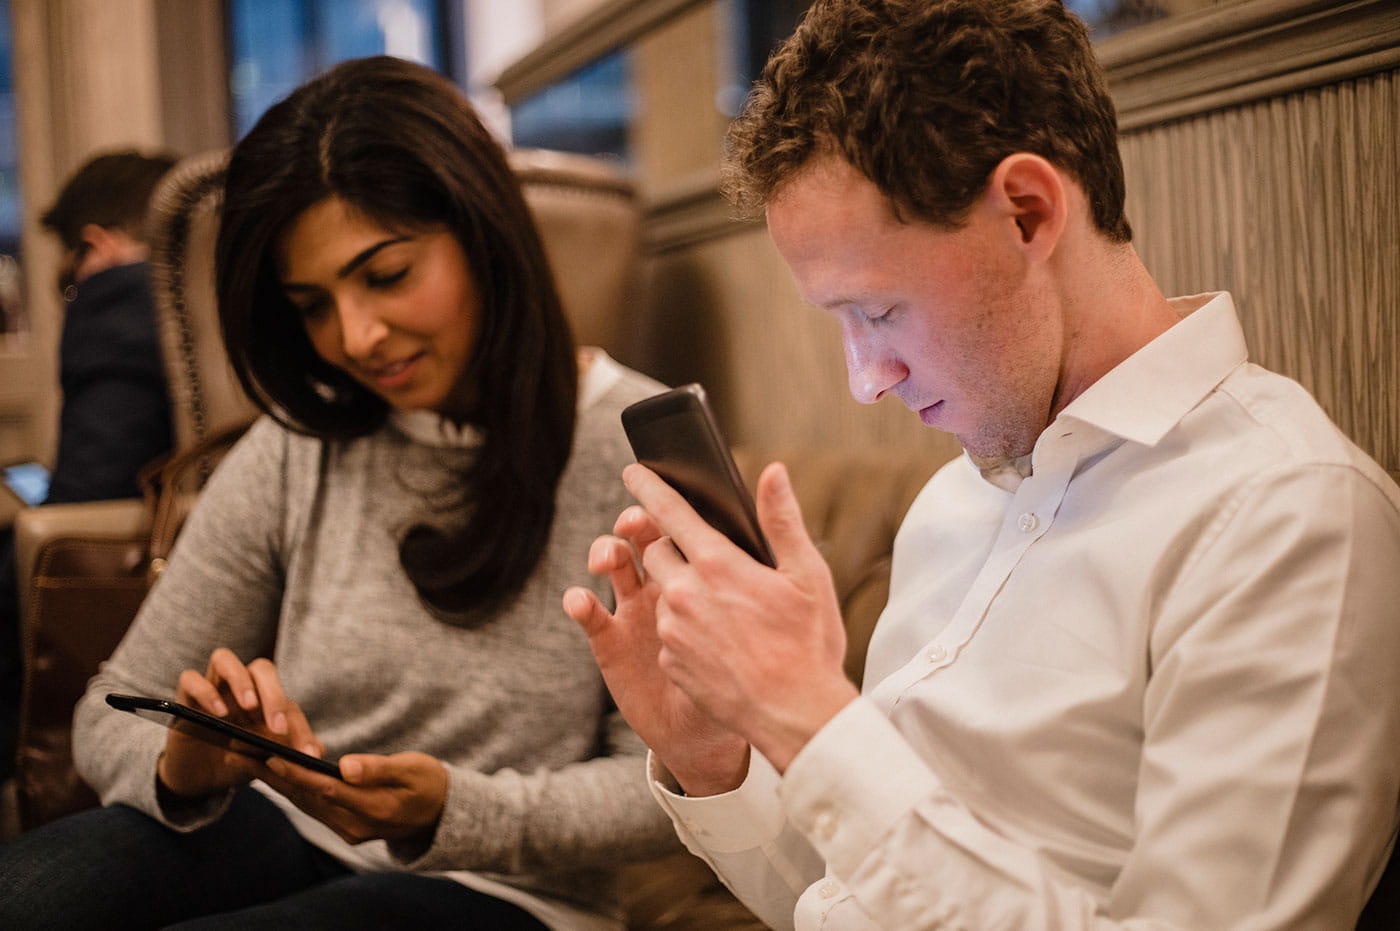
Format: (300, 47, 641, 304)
(928, 645, 947, 663)
(819, 878, 841, 899)
(1017, 512, 1039, 532)
(814, 810, 837, 841)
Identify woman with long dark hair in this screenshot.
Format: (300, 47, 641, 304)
(0, 56, 674, 929)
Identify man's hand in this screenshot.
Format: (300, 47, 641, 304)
(566, 460, 859, 789)
(564, 507, 750, 796)
(634, 461, 859, 772)
(258, 751, 449, 847)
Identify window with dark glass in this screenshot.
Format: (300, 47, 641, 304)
(511, 52, 635, 160)
(227, 0, 459, 140)
(1067, 0, 1170, 38)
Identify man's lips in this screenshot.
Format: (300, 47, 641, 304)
(917, 400, 945, 427)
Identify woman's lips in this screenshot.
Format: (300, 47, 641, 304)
(367, 352, 424, 389)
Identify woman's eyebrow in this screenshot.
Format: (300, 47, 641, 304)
(335, 237, 412, 278)
(281, 236, 413, 290)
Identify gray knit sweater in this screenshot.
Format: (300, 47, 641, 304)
(72, 357, 677, 927)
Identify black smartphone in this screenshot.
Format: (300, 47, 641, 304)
(621, 383, 775, 567)
(105, 693, 342, 779)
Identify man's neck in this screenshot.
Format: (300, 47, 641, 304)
(1046, 240, 1180, 424)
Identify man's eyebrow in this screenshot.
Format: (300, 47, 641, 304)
(281, 237, 412, 290)
(811, 294, 866, 312)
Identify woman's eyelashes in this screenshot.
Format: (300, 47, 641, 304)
(287, 265, 411, 319)
(365, 266, 409, 289)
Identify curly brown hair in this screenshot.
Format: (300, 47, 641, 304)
(723, 0, 1132, 242)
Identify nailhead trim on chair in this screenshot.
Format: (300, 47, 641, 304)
(147, 150, 231, 453)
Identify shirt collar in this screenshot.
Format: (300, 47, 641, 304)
(965, 292, 1248, 493)
(1053, 291, 1248, 448)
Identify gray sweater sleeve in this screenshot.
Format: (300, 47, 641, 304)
(72, 416, 289, 829)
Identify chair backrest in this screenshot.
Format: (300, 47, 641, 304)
(145, 147, 644, 451)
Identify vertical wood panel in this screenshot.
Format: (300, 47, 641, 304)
(1121, 68, 1399, 475)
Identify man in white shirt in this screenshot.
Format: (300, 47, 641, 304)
(563, 0, 1400, 927)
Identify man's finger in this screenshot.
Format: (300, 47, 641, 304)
(640, 535, 689, 583)
(562, 586, 613, 637)
(754, 462, 818, 571)
(587, 535, 644, 597)
(614, 504, 664, 550)
(623, 463, 741, 561)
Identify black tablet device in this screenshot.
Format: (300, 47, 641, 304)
(105, 693, 342, 779)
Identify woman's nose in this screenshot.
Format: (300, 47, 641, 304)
(335, 299, 390, 361)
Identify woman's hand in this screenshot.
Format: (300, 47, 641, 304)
(257, 752, 450, 847)
(156, 647, 323, 799)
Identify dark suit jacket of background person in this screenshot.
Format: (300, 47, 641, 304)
(47, 261, 173, 504)
(0, 260, 173, 782)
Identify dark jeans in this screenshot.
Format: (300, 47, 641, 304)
(0, 786, 547, 930)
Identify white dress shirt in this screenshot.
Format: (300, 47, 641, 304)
(651, 293, 1400, 929)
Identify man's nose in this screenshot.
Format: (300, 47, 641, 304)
(844, 329, 907, 404)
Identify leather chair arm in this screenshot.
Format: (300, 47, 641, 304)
(13, 499, 149, 622)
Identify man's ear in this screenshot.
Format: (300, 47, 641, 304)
(983, 154, 1067, 260)
(73, 223, 148, 282)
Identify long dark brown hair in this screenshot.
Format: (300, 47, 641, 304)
(215, 55, 578, 620)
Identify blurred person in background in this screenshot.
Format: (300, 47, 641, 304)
(0, 150, 175, 784)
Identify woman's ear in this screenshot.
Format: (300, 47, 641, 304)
(983, 153, 1067, 261)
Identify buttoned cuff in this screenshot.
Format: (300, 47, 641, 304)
(648, 749, 789, 853)
(779, 696, 937, 876)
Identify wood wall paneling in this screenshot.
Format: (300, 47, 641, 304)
(1121, 67, 1399, 477)
(631, 3, 729, 190)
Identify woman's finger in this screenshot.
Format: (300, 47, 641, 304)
(205, 647, 259, 712)
(245, 658, 292, 735)
(176, 668, 229, 717)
